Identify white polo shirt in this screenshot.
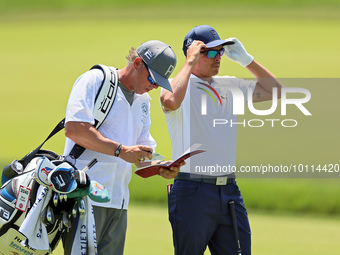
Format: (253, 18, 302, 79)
(164, 74, 256, 176)
(64, 68, 156, 209)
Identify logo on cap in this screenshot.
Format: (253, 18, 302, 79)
(144, 50, 154, 60)
(186, 38, 193, 48)
(210, 29, 217, 38)
(164, 65, 175, 77)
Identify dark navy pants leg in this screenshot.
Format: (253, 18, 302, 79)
(168, 180, 251, 255)
(208, 182, 251, 255)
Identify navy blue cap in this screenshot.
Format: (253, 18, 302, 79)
(182, 25, 234, 56)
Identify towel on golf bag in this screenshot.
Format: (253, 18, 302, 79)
(71, 196, 97, 255)
(19, 185, 52, 251)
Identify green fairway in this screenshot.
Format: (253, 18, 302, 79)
(52, 204, 340, 255)
(0, 6, 339, 158)
(127, 205, 340, 255)
(0, 3, 340, 254)
(1, 3, 340, 214)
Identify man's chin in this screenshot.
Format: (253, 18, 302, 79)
(212, 68, 220, 76)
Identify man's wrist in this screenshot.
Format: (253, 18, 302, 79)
(115, 144, 122, 157)
(240, 55, 254, 67)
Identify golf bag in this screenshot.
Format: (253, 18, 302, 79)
(0, 150, 73, 254)
(0, 64, 117, 254)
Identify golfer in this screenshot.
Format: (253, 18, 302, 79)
(63, 40, 182, 255)
(161, 25, 284, 254)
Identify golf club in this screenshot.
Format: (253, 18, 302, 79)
(229, 200, 242, 255)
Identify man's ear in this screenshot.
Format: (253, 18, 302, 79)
(133, 57, 144, 70)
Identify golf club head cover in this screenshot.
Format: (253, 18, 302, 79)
(66, 187, 89, 199)
(66, 180, 110, 203)
(88, 181, 110, 203)
(223, 37, 254, 67)
(34, 157, 56, 187)
(74, 170, 91, 188)
(48, 162, 77, 194)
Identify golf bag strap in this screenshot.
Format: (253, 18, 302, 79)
(18, 65, 118, 165)
(68, 65, 119, 159)
(19, 119, 65, 166)
(92, 65, 119, 129)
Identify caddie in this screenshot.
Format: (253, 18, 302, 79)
(62, 40, 183, 255)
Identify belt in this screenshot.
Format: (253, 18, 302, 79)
(175, 172, 235, 186)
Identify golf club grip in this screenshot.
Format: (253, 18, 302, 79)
(229, 200, 242, 255)
(87, 158, 98, 169)
(82, 158, 98, 172)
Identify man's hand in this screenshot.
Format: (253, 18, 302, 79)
(186, 40, 205, 66)
(158, 161, 186, 179)
(119, 145, 153, 165)
(224, 37, 254, 67)
(160, 40, 205, 112)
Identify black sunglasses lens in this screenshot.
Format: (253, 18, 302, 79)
(148, 76, 156, 85)
(204, 49, 225, 58)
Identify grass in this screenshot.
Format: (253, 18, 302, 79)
(52, 203, 340, 255)
(128, 177, 340, 215)
(0, 4, 340, 214)
(1, 3, 340, 255)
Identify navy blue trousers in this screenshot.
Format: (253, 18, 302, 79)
(168, 180, 251, 255)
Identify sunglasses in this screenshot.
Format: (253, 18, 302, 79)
(141, 60, 157, 85)
(201, 48, 225, 58)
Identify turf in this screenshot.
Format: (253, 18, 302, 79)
(0, 4, 339, 215)
(52, 204, 340, 255)
(1, 2, 340, 255)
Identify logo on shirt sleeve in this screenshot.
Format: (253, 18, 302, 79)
(141, 102, 149, 124)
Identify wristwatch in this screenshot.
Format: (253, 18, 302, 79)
(115, 144, 122, 157)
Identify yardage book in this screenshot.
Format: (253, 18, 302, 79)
(135, 149, 206, 178)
